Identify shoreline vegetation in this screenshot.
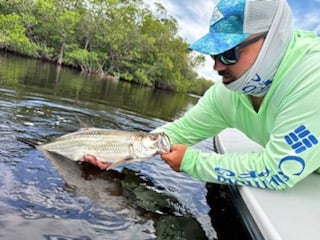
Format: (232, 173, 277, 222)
(0, 0, 214, 95)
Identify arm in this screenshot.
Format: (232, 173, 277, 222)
(157, 83, 230, 145)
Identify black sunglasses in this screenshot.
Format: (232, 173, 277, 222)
(211, 32, 268, 65)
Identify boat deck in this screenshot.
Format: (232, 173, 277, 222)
(214, 128, 320, 240)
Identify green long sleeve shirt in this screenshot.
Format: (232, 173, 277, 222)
(159, 30, 320, 190)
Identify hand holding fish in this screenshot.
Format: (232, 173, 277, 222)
(81, 144, 187, 172)
(160, 144, 188, 172)
(80, 154, 112, 170)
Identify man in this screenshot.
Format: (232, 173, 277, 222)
(84, 0, 320, 190)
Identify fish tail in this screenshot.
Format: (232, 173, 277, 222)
(16, 137, 41, 148)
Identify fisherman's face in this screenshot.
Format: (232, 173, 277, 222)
(213, 34, 265, 84)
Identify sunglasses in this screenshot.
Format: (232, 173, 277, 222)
(211, 32, 268, 65)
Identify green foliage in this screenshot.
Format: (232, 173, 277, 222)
(0, 14, 39, 57)
(0, 0, 213, 94)
(189, 78, 215, 96)
(64, 45, 101, 72)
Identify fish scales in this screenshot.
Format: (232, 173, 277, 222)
(39, 128, 138, 162)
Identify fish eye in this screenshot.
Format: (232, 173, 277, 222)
(150, 135, 158, 141)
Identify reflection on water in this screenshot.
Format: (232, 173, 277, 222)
(0, 52, 198, 122)
(0, 52, 217, 240)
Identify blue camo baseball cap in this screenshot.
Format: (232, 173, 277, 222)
(189, 0, 277, 55)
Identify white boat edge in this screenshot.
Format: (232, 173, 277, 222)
(214, 128, 320, 240)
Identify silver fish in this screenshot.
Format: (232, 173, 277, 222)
(18, 128, 170, 170)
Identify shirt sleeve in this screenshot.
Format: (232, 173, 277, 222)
(157, 83, 230, 145)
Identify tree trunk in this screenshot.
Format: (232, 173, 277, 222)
(57, 42, 65, 65)
(84, 38, 90, 50)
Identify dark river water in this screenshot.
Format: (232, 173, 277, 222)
(0, 52, 222, 240)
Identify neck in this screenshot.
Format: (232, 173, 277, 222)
(250, 95, 264, 112)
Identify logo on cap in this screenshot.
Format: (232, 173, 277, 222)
(210, 7, 224, 26)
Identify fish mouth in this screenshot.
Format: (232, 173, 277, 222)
(159, 133, 171, 153)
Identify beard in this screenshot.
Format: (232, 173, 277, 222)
(218, 70, 237, 84)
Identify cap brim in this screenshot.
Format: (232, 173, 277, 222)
(188, 32, 250, 55)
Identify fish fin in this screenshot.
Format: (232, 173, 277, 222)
(106, 158, 133, 170)
(74, 114, 91, 129)
(16, 137, 42, 148)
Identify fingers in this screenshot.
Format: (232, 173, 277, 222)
(96, 161, 112, 170)
(160, 144, 188, 172)
(80, 154, 112, 170)
(80, 154, 97, 164)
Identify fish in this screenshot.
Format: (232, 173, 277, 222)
(17, 127, 171, 170)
